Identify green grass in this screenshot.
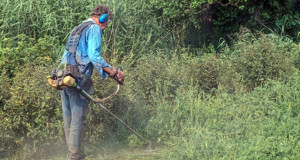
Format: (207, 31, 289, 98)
(150, 73, 300, 159)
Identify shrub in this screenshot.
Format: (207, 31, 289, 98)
(231, 31, 296, 90)
(0, 70, 11, 108)
(191, 55, 220, 93)
(0, 64, 63, 157)
(157, 72, 300, 159)
(0, 34, 61, 78)
(187, 54, 244, 94)
(291, 42, 300, 69)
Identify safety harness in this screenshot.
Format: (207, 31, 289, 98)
(48, 21, 94, 90)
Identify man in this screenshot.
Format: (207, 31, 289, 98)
(60, 5, 124, 160)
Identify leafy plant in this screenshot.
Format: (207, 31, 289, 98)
(0, 34, 60, 78)
(0, 64, 63, 157)
(230, 30, 296, 90)
(0, 70, 11, 108)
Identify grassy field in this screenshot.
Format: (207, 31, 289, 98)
(0, 0, 299, 159)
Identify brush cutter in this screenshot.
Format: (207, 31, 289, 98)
(48, 71, 151, 147)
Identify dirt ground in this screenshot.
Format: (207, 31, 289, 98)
(0, 143, 163, 160)
(49, 144, 161, 160)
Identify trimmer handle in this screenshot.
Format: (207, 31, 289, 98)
(112, 67, 124, 85)
(117, 67, 123, 72)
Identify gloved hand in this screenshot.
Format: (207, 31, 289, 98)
(110, 67, 124, 85)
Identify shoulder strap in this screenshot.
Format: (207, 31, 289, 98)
(71, 21, 94, 36)
(67, 21, 94, 54)
(66, 21, 94, 69)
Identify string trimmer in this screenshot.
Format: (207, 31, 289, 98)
(47, 69, 152, 147)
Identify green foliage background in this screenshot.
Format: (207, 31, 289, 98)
(0, 0, 299, 159)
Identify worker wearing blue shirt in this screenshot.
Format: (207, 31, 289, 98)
(60, 5, 124, 160)
(61, 18, 110, 79)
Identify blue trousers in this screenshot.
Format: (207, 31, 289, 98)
(61, 88, 89, 160)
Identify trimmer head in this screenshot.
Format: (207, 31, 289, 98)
(144, 141, 156, 152)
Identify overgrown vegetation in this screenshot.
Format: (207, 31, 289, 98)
(149, 0, 300, 46)
(0, 0, 299, 159)
(154, 73, 300, 159)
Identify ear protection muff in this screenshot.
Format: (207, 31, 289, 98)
(99, 14, 108, 23)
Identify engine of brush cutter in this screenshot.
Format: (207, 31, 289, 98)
(47, 64, 79, 90)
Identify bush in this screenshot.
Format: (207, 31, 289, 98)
(155, 72, 300, 159)
(0, 70, 11, 108)
(230, 30, 296, 90)
(0, 34, 61, 78)
(0, 64, 63, 157)
(291, 42, 300, 69)
(187, 54, 244, 94)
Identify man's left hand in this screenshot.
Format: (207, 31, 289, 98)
(110, 67, 124, 85)
(116, 70, 124, 85)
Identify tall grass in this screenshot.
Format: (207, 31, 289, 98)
(0, 0, 175, 61)
(0, 0, 96, 40)
(145, 71, 300, 159)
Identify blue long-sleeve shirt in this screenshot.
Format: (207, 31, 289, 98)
(60, 18, 111, 79)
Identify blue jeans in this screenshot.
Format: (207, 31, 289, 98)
(61, 88, 89, 160)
